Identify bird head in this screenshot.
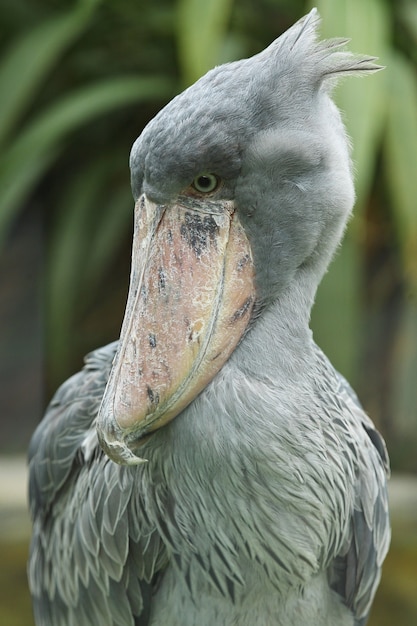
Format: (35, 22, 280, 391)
(97, 9, 381, 464)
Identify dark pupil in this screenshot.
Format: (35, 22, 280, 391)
(197, 176, 212, 189)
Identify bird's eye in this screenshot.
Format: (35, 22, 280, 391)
(192, 174, 220, 194)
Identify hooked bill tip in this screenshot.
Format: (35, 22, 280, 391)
(97, 426, 148, 466)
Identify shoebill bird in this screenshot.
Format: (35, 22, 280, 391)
(28, 9, 390, 626)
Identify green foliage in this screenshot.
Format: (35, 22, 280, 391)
(0, 74, 174, 245)
(384, 51, 417, 452)
(315, 0, 389, 204)
(385, 52, 417, 288)
(0, 0, 106, 243)
(0, 0, 100, 149)
(176, 0, 235, 84)
(46, 158, 133, 382)
(0, 0, 175, 385)
(309, 0, 417, 455)
(309, 0, 390, 380)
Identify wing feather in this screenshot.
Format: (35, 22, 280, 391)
(328, 372, 390, 625)
(28, 342, 168, 626)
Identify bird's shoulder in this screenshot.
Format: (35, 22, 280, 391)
(28, 342, 167, 626)
(28, 341, 118, 513)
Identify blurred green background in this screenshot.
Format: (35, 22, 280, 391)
(0, 0, 416, 624)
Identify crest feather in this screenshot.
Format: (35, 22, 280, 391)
(273, 8, 383, 87)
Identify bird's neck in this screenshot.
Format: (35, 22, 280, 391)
(142, 272, 343, 597)
(231, 270, 317, 382)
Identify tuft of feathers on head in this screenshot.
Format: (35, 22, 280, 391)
(130, 8, 382, 202)
(266, 8, 383, 90)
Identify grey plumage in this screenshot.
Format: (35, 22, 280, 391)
(28, 10, 390, 625)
